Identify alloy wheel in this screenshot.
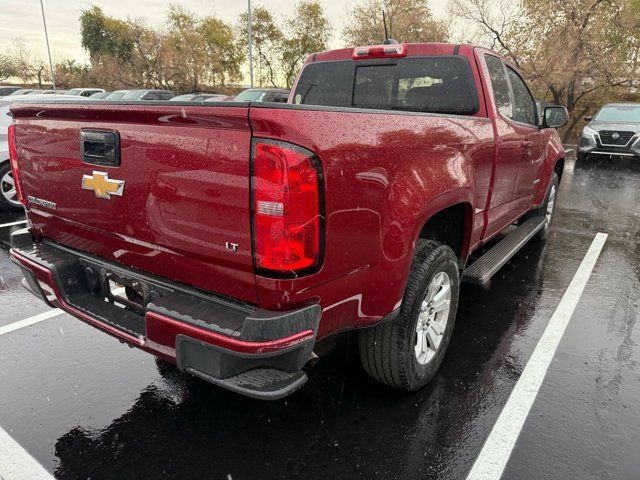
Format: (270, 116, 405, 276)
(415, 271, 452, 365)
(0, 169, 20, 207)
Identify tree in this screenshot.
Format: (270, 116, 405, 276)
(449, 0, 640, 141)
(343, 0, 449, 46)
(200, 15, 244, 86)
(238, 2, 331, 87)
(238, 6, 284, 87)
(280, 1, 332, 88)
(79, 5, 243, 93)
(80, 6, 133, 62)
(4, 39, 49, 87)
(53, 60, 94, 89)
(0, 54, 18, 82)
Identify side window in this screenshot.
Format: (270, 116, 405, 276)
(485, 55, 512, 118)
(506, 67, 537, 126)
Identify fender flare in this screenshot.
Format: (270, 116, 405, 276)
(412, 187, 475, 261)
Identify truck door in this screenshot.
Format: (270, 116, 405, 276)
(504, 65, 546, 216)
(482, 54, 521, 239)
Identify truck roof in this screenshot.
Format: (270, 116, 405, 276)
(308, 43, 477, 64)
(305, 42, 520, 76)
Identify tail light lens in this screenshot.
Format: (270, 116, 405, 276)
(7, 124, 26, 205)
(252, 140, 323, 275)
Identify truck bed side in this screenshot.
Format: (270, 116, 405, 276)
(248, 104, 495, 337)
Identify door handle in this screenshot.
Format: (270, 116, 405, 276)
(522, 140, 533, 149)
(80, 129, 121, 167)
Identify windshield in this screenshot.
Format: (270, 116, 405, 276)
(65, 89, 83, 95)
(121, 91, 145, 100)
(104, 91, 127, 100)
(594, 105, 640, 123)
(234, 90, 266, 101)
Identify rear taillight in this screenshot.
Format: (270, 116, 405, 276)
(7, 124, 26, 205)
(252, 140, 323, 275)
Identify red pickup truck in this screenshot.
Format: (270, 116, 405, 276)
(8, 43, 567, 399)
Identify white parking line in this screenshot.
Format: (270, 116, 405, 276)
(0, 309, 64, 337)
(0, 425, 54, 479)
(466, 232, 608, 480)
(0, 219, 27, 229)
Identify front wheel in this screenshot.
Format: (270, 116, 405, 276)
(358, 241, 459, 390)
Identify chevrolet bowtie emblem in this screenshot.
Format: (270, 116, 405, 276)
(81, 171, 125, 199)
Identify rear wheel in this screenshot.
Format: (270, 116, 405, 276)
(358, 241, 459, 390)
(0, 162, 22, 211)
(518, 172, 558, 241)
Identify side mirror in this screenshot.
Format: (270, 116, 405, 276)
(542, 106, 568, 129)
(584, 115, 593, 122)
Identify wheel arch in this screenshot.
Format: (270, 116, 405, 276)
(414, 195, 474, 264)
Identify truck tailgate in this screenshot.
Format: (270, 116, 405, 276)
(10, 102, 257, 304)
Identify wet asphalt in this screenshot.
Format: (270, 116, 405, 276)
(0, 155, 638, 480)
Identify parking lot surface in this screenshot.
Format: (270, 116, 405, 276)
(0, 155, 638, 480)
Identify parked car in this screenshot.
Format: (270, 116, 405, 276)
(0, 100, 17, 210)
(169, 93, 227, 102)
(65, 88, 106, 97)
(89, 91, 110, 99)
(8, 42, 567, 399)
(577, 103, 640, 161)
(234, 88, 289, 103)
(0, 86, 21, 96)
(25, 89, 66, 95)
(7, 89, 34, 96)
(204, 95, 235, 102)
(103, 90, 129, 101)
(121, 89, 174, 101)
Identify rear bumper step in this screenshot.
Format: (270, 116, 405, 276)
(10, 228, 320, 400)
(462, 216, 547, 285)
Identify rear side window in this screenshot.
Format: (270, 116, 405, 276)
(294, 60, 354, 107)
(294, 57, 479, 116)
(485, 55, 512, 118)
(506, 67, 537, 126)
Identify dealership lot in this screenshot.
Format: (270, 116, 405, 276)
(0, 155, 638, 480)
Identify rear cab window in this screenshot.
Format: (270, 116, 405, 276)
(293, 56, 480, 116)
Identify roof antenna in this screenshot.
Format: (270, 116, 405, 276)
(382, 11, 398, 44)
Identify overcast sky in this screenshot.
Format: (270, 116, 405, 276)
(0, 0, 450, 64)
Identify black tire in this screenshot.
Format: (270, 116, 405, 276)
(0, 161, 22, 211)
(522, 172, 559, 241)
(358, 241, 459, 390)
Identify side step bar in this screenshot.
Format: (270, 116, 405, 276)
(462, 216, 547, 285)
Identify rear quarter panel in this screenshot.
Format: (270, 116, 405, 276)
(250, 105, 494, 337)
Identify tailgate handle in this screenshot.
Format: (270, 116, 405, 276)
(80, 129, 120, 167)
